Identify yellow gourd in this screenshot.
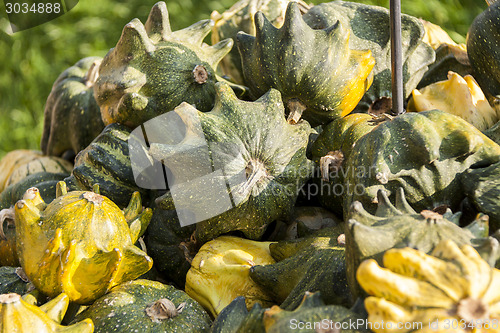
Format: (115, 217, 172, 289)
(408, 71, 499, 131)
(357, 240, 500, 333)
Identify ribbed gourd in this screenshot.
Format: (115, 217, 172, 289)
(210, 0, 310, 85)
(345, 188, 490, 299)
(185, 236, 275, 317)
(0, 293, 94, 332)
(14, 183, 153, 304)
(408, 71, 499, 131)
(343, 110, 500, 215)
(73, 279, 211, 333)
(420, 19, 460, 50)
(5, 155, 73, 190)
(152, 82, 313, 243)
(357, 240, 500, 333)
(41, 57, 105, 157)
(95, 1, 237, 128)
(302, 1, 435, 113)
(236, 1, 375, 126)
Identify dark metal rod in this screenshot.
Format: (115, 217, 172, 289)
(390, 0, 404, 115)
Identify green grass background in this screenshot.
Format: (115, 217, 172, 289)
(0, 0, 488, 159)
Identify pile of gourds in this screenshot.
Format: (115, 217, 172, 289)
(1, 0, 500, 331)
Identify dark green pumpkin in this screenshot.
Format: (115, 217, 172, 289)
(73, 279, 211, 333)
(303, 0, 435, 113)
(345, 188, 490, 299)
(342, 110, 500, 215)
(153, 82, 313, 243)
(236, 1, 375, 126)
(0, 267, 33, 295)
(467, 1, 500, 99)
(144, 208, 197, 288)
(64, 123, 152, 208)
(461, 160, 500, 231)
(41, 57, 105, 157)
(95, 1, 239, 128)
(250, 226, 350, 310)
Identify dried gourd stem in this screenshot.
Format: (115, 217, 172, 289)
(15, 267, 29, 282)
(420, 210, 443, 221)
(239, 159, 269, 194)
(193, 65, 208, 84)
(320, 151, 344, 181)
(0, 293, 20, 304)
(287, 98, 307, 124)
(0, 208, 15, 240)
(456, 297, 489, 322)
(145, 299, 186, 323)
(85, 59, 102, 88)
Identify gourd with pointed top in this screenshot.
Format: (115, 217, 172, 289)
(14, 182, 153, 304)
(152, 82, 313, 242)
(236, 1, 375, 126)
(345, 188, 490, 299)
(210, 0, 310, 84)
(0, 293, 94, 332)
(302, 1, 435, 114)
(95, 1, 236, 128)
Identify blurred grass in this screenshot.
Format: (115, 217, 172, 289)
(0, 0, 487, 159)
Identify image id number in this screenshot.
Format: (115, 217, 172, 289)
(5, 2, 61, 14)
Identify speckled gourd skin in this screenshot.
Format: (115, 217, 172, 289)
(73, 279, 211, 333)
(95, 1, 235, 128)
(467, 1, 500, 99)
(310, 113, 375, 216)
(236, 1, 375, 126)
(210, 0, 310, 85)
(152, 82, 314, 243)
(14, 184, 152, 304)
(345, 188, 490, 299)
(42, 56, 105, 157)
(303, 1, 435, 113)
(0, 267, 32, 295)
(343, 110, 500, 216)
(249, 226, 350, 311)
